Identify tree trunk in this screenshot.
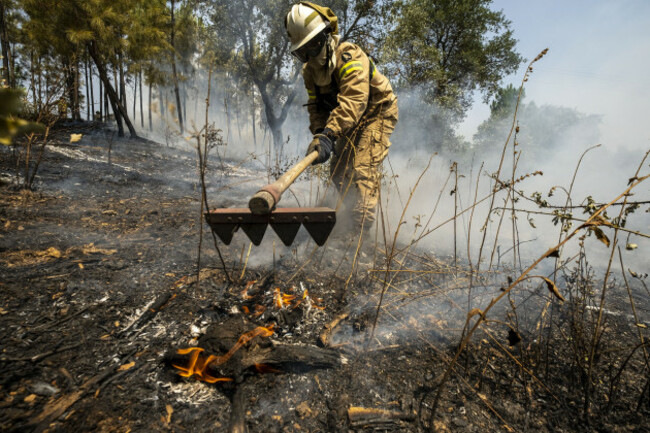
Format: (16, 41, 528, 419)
(73, 55, 80, 120)
(182, 82, 187, 126)
(148, 81, 152, 131)
(193, 81, 199, 125)
(170, 0, 184, 134)
(224, 94, 231, 143)
(250, 85, 257, 149)
(85, 58, 90, 120)
(132, 71, 137, 122)
(111, 64, 125, 134)
(235, 96, 242, 142)
(87, 40, 137, 137)
(113, 63, 119, 108)
(257, 82, 298, 153)
(0, 2, 14, 88)
(9, 41, 14, 87)
(30, 51, 36, 112)
(159, 85, 165, 119)
(139, 70, 144, 128)
(270, 123, 283, 155)
(37, 56, 42, 112)
(99, 73, 103, 121)
(89, 59, 95, 120)
(63, 57, 76, 120)
(119, 51, 126, 115)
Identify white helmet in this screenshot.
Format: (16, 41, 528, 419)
(285, 3, 330, 61)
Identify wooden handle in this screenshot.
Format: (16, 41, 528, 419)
(248, 151, 319, 215)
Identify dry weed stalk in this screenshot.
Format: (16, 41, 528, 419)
(368, 154, 434, 345)
(428, 172, 649, 422)
(194, 66, 231, 286)
(582, 150, 650, 418)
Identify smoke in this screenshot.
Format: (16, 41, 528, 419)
(381, 88, 649, 274)
(111, 54, 648, 278)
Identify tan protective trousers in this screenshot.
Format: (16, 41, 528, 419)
(329, 104, 398, 229)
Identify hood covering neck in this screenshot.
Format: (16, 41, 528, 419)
(307, 34, 340, 87)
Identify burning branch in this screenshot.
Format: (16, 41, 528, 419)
(172, 325, 275, 383)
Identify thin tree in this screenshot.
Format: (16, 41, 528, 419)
(169, 0, 184, 133)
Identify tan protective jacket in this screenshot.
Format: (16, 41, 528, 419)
(302, 41, 397, 138)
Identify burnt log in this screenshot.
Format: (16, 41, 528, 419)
(228, 386, 248, 433)
(166, 339, 342, 379)
(241, 341, 343, 373)
(347, 406, 416, 429)
(166, 315, 342, 380)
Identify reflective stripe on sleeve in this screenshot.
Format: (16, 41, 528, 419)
(339, 61, 363, 79)
(307, 89, 317, 100)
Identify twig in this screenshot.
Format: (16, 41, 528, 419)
(239, 242, 252, 281)
(369, 154, 434, 344)
(429, 172, 650, 419)
(0, 342, 84, 363)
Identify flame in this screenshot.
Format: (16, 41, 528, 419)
(274, 288, 296, 309)
(252, 304, 266, 317)
(303, 289, 325, 309)
(254, 363, 281, 374)
(172, 348, 232, 383)
(242, 305, 250, 314)
(271, 287, 325, 310)
(241, 280, 256, 300)
(172, 325, 275, 382)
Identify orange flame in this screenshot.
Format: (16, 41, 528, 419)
(172, 348, 232, 383)
(252, 304, 266, 317)
(274, 288, 296, 309)
(241, 280, 256, 300)
(172, 325, 276, 383)
(254, 363, 281, 374)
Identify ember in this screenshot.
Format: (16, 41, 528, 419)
(273, 287, 296, 309)
(241, 280, 256, 300)
(252, 304, 266, 317)
(271, 287, 325, 311)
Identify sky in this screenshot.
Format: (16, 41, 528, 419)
(459, 0, 650, 152)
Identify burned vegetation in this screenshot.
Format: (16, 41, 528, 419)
(1, 119, 649, 433)
(0, 0, 649, 430)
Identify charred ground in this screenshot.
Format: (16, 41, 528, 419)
(1, 126, 649, 432)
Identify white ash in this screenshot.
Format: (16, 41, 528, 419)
(48, 145, 134, 173)
(157, 379, 229, 407)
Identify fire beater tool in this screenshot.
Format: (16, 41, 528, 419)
(205, 150, 336, 246)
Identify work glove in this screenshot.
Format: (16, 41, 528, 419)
(307, 128, 335, 165)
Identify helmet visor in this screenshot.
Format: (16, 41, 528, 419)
(291, 31, 328, 63)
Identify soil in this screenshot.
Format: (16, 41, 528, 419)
(1, 123, 649, 432)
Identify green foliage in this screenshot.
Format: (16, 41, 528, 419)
(0, 88, 44, 145)
(321, 0, 395, 51)
(474, 89, 602, 157)
(487, 83, 522, 120)
(206, 0, 301, 148)
(384, 0, 523, 119)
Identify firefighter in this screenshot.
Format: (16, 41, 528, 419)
(285, 2, 398, 234)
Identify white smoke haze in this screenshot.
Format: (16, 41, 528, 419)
(70, 31, 646, 368)
(107, 39, 648, 283)
(383, 90, 649, 273)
